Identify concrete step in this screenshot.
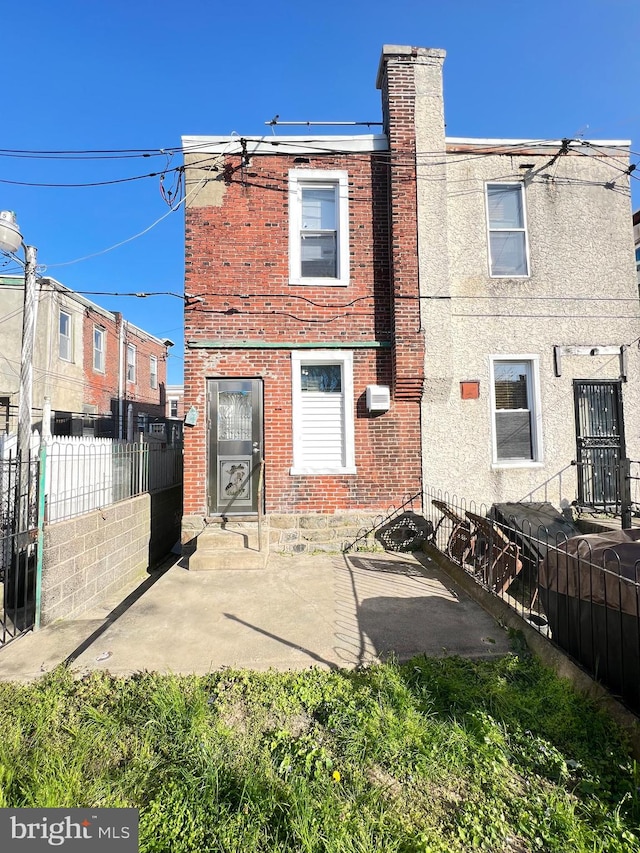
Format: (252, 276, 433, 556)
(189, 524, 269, 571)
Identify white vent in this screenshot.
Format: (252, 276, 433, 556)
(366, 385, 390, 412)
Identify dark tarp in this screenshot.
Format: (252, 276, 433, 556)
(539, 528, 640, 618)
(538, 528, 640, 712)
(491, 502, 581, 566)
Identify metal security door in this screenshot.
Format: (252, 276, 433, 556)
(574, 380, 625, 508)
(207, 379, 263, 515)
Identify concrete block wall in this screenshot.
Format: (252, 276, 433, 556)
(40, 494, 151, 626)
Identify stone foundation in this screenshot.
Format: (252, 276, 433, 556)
(181, 510, 430, 555)
(268, 512, 384, 554)
(181, 512, 384, 555)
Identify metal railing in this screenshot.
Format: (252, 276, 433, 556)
(424, 485, 640, 714)
(0, 455, 41, 646)
(45, 439, 183, 524)
(342, 492, 426, 553)
(573, 457, 640, 527)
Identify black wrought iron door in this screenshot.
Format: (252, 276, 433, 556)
(207, 379, 263, 515)
(573, 380, 625, 508)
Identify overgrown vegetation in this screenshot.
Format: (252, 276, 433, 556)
(0, 653, 638, 852)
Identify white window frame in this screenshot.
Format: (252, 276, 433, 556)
(59, 310, 72, 362)
(489, 355, 543, 468)
(290, 350, 356, 475)
(150, 355, 158, 390)
(126, 344, 136, 383)
(93, 326, 105, 373)
(169, 398, 178, 418)
(485, 182, 530, 278)
(288, 169, 350, 286)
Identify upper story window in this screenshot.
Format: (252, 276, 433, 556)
(126, 344, 136, 383)
(150, 355, 158, 390)
(490, 356, 542, 466)
(59, 310, 72, 361)
(93, 326, 105, 373)
(288, 169, 349, 286)
(486, 183, 530, 277)
(169, 399, 178, 418)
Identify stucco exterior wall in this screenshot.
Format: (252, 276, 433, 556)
(0, 280, 86, 422)
(418, 140, 640, 508)
(0, 284, 23, 406)
(35, 286, 86, 415)
(390, 46, 640, 509)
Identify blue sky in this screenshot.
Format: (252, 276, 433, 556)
(1, 0, 639, 385)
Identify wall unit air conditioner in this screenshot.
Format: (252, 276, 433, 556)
(365, 384, 391, 412)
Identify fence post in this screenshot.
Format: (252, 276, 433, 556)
(620, 457, 632, 529)
(34, 442, 47, 630)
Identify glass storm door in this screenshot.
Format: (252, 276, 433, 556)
(207, 379, 263, 515)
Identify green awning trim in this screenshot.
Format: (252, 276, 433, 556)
(186, 340, 392, 349)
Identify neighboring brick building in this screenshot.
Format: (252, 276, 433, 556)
(181, 55, 425, 551)
(0, 275, 171, 437)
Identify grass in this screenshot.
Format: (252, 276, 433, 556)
(0, 651, 638, 852)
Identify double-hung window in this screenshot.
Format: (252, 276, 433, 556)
(291, 350, 355, 474)
(59, 310, 72, 361)
(289, 169, 349, 286)
(126, 344, 136, 383)
(150, 355, 158, 390)
(486, 183, 529, 277)
(490, 356, 542, 465)
(93, 326, 105, 372)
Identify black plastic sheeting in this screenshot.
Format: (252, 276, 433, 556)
(491, 502, 581, 566)
(539, 529, 640, 713)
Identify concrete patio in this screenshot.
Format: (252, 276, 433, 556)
(0, 550, 512, 681)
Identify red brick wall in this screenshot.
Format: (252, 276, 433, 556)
(183, 147, 422, 516)
(82, 309, 167, 428)
(378, 49, 425, 401)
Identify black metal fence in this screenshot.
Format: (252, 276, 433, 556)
(0, 457, 40, 646)
(424, 485, 640, 715)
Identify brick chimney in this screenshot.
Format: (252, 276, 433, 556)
(376, 45, 447, 401)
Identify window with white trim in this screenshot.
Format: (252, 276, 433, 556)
(150, 355, 158, 389)
(490, 357, 542, 464)
(59, 310, 72, 361)
(126, 344, 136, 383)
(288, 169, 349, 286)
(291, 350, 355, 474)
(486, 183, 529, 277)
(169, 399, 178, 418)
(93, 326, 105, 372)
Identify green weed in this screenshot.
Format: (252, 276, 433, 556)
(0, 655, 637, 851)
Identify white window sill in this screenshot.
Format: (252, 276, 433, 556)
(490, 461, 544, 470)
(488, 274, 530, 280)
(289, 278, 349, 287)
(290, 466, 357, 476)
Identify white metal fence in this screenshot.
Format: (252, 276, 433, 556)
(43, 437, 182, 523)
